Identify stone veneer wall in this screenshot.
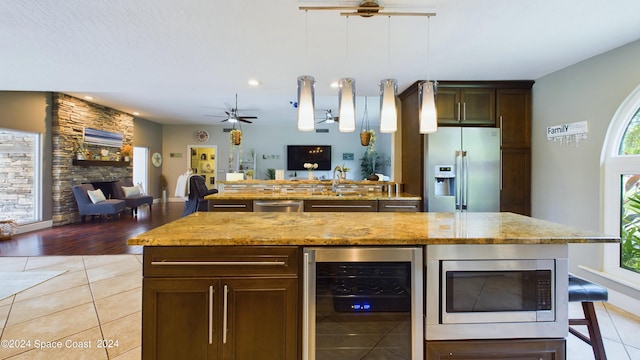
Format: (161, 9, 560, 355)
(0, 130, 36, 222)
(52, 93, 134, 225)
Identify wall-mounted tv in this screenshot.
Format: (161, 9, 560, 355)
(287, 145, 332, 171)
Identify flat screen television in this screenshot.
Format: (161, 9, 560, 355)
(287, 145, 332, 171)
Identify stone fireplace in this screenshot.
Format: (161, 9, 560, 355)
(51, 93, 134, 225)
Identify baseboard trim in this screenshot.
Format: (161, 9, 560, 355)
(16, 220, 53, 235)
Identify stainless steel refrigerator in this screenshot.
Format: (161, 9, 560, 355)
(425, 127, 501, 212)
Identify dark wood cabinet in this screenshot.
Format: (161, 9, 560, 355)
(426, 339, 566, 360)
(399, 81, 533, 215)
(437, 87, 496, 126)
(208, 199, 253, 212)
(378, 199, 421, 212)
(142, 246, 299, 360)
(498, 88, 532, 216)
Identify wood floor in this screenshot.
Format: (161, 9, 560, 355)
(0, 203, 184, 256)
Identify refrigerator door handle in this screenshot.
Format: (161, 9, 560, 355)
(462, 151, 469, 211)
(454, 150, 463, 210)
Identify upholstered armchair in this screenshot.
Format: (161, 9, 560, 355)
(112, 180, 154, 216)
(72, 184, 126, 223)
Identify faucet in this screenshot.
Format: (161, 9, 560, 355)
(332, 165, 342, 192)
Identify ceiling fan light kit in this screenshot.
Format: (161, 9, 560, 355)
(338, 78, 356, 132)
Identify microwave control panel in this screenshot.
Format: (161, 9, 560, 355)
(536, 270, 552, 310)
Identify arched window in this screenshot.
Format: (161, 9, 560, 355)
(601, 84, 640, 283)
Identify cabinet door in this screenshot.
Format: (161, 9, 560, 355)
(500, 148, 531, 216)
(143, 278, 220, 360)
(436, 88, 462, 125)
(498, 88, 531, 147)
(378, 200, 420, 212)
(426, 339, 565, 360)
(208, 199, 253, 212)
(221, 278, 298, 360)
(437, 88, 495, 126)
(461, 88, 496, 126)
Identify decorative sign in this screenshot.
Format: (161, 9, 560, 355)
(343, 152, 354, 160)
(546, 121, 588, 146)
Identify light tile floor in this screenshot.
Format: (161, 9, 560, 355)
(0, 255, 639, 359)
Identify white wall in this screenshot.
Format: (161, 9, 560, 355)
(532, 39, 640, 297)
(161, 123, 392, 199)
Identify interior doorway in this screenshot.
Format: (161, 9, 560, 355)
(133, 147, 149, 194)
(187, 145, 218, 190)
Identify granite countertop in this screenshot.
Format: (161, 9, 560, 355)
(205, 191, 421, 201)
(127, 212, 619, 246)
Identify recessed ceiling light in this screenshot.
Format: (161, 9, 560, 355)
(248, 79, 261, 86)
(84, 96, 93, 100)
(133, 112, 140, 116)
(330, 81, 340, 88)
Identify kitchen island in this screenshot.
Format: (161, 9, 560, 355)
(129, 212, 618, 360)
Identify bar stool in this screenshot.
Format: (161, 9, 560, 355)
(568, 274, 608, 360)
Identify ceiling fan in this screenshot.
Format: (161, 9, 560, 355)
(316, 109, 339, 124)
(299, 0, 435, 17)
(205, 94, 257, 124)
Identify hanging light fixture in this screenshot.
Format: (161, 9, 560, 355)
(297, 75, 316, 131)
(379, 16, 397, 133)
(297, 10, 315, 132)
(338, 78, 356, 132)
(379, 78, 398, 133)
(418, 81, 437, 133)
(419, 16, 437, 133)
(338, 17, 356, 132)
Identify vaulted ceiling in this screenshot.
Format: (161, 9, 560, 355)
(2, 0, 640, 126)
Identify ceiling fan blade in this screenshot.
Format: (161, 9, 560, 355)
(221, 119, 229, 122)
(239, 119, 253, 124)
(239, 116, 257, 119)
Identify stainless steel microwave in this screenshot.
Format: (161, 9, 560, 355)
(425, 244, 568, 340)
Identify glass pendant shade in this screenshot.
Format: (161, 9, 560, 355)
(297, 75, 315, 131)
(418, 80, 438, 133)
(379, 78, 398, 133)
(338, 78, 356, 132)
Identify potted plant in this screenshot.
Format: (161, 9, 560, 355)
(73, 138, 86, 160)
(337, 164, 351, 179)
(230, 129, 242, 145)
(120, 144, 133, 162)
(245, 169, 255, 180)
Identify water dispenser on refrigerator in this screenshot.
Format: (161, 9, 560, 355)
(430, 165, 456, 212)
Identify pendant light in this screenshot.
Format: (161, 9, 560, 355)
(419, 16, 437, 133)
(297, 10, 315, 132)
(338, 16, 356, 132)
(338, 78, 356, 131)
(379, 16, 397, 133)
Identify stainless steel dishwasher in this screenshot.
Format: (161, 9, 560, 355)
(253, 200, 303, 212)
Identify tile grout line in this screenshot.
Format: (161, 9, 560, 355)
(82, 255, 110, 360)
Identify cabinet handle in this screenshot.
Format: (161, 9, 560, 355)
(457, 102, 461, 122)
(383, 205, 417, 209)
(499, 115, 503, 191)
(151, 261, 286, 266)
(223, 285, 229, 344)
(462, 102, 466, 121)
(209, 285, 214, 345)
(310, 205, 373, 209)
(212, 204, 247, 208)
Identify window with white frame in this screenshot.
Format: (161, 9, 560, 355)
(0, 128, 42, 225)
(602, 85, 640, 284)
